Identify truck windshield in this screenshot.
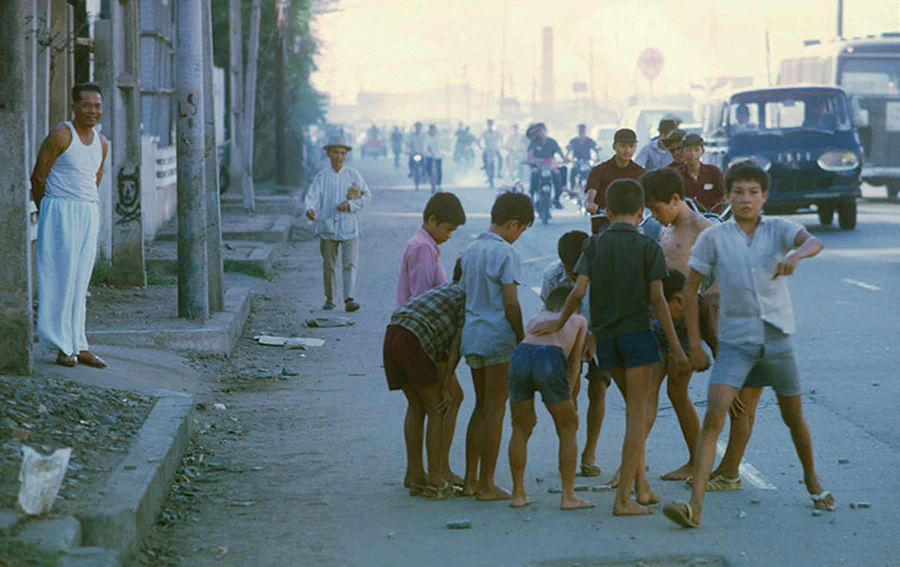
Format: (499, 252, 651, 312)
(728, 91, 852, 134)
(838, 58, 900, 96)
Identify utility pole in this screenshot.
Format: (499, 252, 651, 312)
(228, 0, 247, 210)
(243, 0, 261, 195)
(0, 0, 34, 375)
(202, 0, 224, 312)
(176, 0, 210, 321)
(106, 0, 146, 287)
(274, 0, 292, 185)
(836, 0, 844, 38)
(589, 38, 595, 123)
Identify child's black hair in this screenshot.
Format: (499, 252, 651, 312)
(452, 257, 462, 283)
(725, 161, 770, 194)
(557, 230, 589, 271)
(605, 179, 644, 217)
(491, 192, 535, 227)
(545, 284, 573, 312)
(423, 192, 466, 226)
(662, 269, 686, 302)
(641, 168, 685, 205)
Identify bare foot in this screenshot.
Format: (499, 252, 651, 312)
(462, 480, 478, 497)
(510, 495, 532, 508)
(660, 463, 693, 481)
(404, 475, 425, 489)
(605, 468, 621, 489)
(444, 470, 465, 487)
(561, 495, 595, 510)
(636, 489, 661, 506)
(476, 485, 513, 501)
(613, 500, 655, 516)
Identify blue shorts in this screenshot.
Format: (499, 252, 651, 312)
(709, 324, 800, 397)
(508, 343, 571, 405)
(595, 330, 662, 370)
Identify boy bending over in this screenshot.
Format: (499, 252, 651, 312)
(508, 285, 593, 510)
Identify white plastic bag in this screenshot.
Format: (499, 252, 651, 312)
(17, 445, 72, 515)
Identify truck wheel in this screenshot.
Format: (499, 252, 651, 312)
(838, 202, 857, 230)
(818, 206, 834, 226)
(888, 183, 900, 200)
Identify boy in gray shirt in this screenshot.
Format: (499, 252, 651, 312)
(664, 162, 835, 529)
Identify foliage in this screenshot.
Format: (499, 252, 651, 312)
(211, 0, 330, 184)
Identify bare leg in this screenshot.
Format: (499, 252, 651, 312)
(645, 359, 666, 437)
(777, 394, 829, 501)
(401, 386, 427, 492)
(661, 355, 701, 481)
(442, 373, 464, 485)
(414, 382, 448, 488)
(687, 384, 739, 526)
(508, 400, 536, 508)
(476, 362, 512, 501)
(714, 386, 763, 478)
(612, 365, 654, 516)
(463, 368, 485, 496)
(546, 399, 594, 510)
(604, 370, 627, 488)
(581, 370, 608, 469)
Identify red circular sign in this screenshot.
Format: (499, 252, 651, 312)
(637, 48, 665, 80)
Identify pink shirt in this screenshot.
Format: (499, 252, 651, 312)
(396, 227, 447, 305)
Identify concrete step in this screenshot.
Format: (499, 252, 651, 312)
(146, 240, 276, 278)
(17, 516, 81, 551)
(154, 213, 292, 243)
(221, 193, 303, 215)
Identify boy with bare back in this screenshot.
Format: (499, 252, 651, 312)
(533, 179, 688, 516)
(508, 285, 593, 510)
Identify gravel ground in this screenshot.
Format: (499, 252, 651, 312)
(0, 376, 155, 515)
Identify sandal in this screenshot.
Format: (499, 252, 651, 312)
(580, 462, 602, 477)
(424, 481, 456, 500)
(811, 490, 836, 511)
(77, 350, 107, 369)
(707, 475, 742, 492)
(663, 501, 699, 528)
(56, 352, 77, 367)
(407, 483, 426, 497)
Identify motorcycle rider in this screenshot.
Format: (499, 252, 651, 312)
(479, 119, 505, 179)
(566, 124, 598, 190)
(526, 122, 569, 210)
(584, 128, 644, 233)
(407, 122, 428, 179)
(635, 118, 677, 172)
(453, 121, 466, 162)
(425, 124, 444, 192)
(505, 124, 528, 179)
(390, 126, 404, 168)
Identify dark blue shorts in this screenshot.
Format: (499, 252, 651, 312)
(653, 320, 691, 357)
(595, 330, 662, 370)
(508, 343, 571, 405)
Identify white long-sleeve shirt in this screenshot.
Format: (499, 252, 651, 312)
(425, 134, 443, 159)
(304, 165, 372, 241)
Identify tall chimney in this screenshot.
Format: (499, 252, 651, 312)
(541, 26, 554, 106)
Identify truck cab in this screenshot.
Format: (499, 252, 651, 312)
(702, 86, 864, 229)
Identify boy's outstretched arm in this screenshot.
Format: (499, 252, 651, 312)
(438, 328, 463, 416)
(530, 275, 589, 335)
(502, 283, 525, 343)
(650, 280, 688, 378)
(683, 269, 709, 371)
(568, 318, 587, 395)
(773, 229, 823, 278)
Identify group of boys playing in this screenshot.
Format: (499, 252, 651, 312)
(383, 161, 836, 527)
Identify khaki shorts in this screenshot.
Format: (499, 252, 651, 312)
(464, 352, 512, 370)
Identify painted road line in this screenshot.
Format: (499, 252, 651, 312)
(522, 255, 556, 265)
(716, 440, 777, 490)
(842, 278, 881, 291)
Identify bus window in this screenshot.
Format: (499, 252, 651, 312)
(839, 58, 900, 96)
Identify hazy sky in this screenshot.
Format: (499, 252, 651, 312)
(312, 0, 900, 105)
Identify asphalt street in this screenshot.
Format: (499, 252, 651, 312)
(149, 156, 900, 567)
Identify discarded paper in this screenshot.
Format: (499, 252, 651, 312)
(304, 317, 355, 328)
(17, 446, 72, 515)
(254, 335, 325, 348)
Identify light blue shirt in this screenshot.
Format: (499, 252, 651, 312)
(460, 231, 521, 358)
(304, 165, 372, 241)
(540, 260, 591, 326)
(635, 136, 672, 172)
(689, 216, 804, 345)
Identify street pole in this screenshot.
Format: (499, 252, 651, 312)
(107, 0, 146, 287)
(836, 0, 844, 38)
(274, 0, 292, 186)
(243, 0, 261, 197)
(202, 0, 224, 312)
(228, 0, 247, 210)
(176, 0, 210, 321)
(0, 0, 34, 375)
(589, 38, 595, 123)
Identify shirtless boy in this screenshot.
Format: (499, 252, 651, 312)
(533, 179, 688, 516)
(508, 285, 593, 510)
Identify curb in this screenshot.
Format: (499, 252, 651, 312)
(77, 393, 193, 558)
(147, 241, 276, 278)
(88, 286, 252, 355)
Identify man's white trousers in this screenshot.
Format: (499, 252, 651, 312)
(36, 197, 100, 357)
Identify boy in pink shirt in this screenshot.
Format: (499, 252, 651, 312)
(396, 192, 467, 493)
(396, 192, 467, 305)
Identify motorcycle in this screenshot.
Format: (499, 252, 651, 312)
(531, 159, 559, 225)
(410, 153, 427, 191)
(565, 158, 593, 214)
(484, 150, 499, 189)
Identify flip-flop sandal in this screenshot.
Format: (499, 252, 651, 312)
(811, 490, 836, 511)
(663, 501, 699, 528)
(408, 484, 426, 497)
(77, 352, 107, 368)
(56, 353, 77, 367)
(424, 482, 456, 500)
(707, 475, 742, 492)
(580, 462, 602, 477)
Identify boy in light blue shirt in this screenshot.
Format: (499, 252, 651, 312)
(459, 192, 533, 501)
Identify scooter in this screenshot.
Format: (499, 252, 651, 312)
(411, 153, 426, 191)
(532, 160, 558, 225)
(484, 150, 499, 189)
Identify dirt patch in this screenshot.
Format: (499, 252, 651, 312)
(86, 284, 179, 332)
(0, 376, 155, 515)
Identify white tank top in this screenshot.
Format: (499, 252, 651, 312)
(44, 121, 103, 203)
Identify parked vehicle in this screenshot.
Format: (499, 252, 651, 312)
(778, 33, 900, 198)
(701, 85, 864, 229)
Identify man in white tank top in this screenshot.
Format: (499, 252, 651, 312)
(30, 83, 109, 368)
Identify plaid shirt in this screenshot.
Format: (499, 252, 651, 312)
(390, 282, 465, 364)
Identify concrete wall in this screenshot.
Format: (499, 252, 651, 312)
(141, 138, 178, 241)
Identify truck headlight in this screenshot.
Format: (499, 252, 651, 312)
(817, 151, 860, 172)
(730, 155, 771, 171)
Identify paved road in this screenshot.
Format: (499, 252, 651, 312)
(145, 157, 900, 566)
